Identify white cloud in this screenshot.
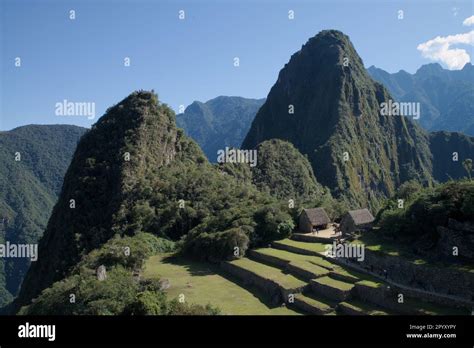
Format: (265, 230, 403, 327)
(463, 15, 474, 26)
(417, 31, 474, 70)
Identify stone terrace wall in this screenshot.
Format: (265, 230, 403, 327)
(220, 262, 283, 304)
(358, 249, 474, 305)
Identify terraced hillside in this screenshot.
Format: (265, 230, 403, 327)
(142, 236, 471, 315)
(142, 254, 301, 315)
(222, 238, 471, 315)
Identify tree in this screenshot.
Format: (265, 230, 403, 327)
(462, 159, 473, 180)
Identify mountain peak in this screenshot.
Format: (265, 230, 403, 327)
(15, 90, 192, 307)
(295, 29, 361, 64)
(242, 30, 433, 209)
(311, 29, 349, 45)
(177, 96, 265, 161)
(415, 63, 444, 75)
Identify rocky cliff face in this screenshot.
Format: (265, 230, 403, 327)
(242, 30, 433, 210)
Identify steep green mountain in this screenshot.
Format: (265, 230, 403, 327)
(0, 125, 86, 307)
(15, 91, 293, 312)
(251, 139, 326, 201)
(242, 30, 434, 211)
(368, 63, 474, 136)
(429, 131, 474, 182)
(176, 96, 265, 162)
(218, 139, 344, 219)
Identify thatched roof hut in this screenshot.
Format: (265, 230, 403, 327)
(299, 208, 330, 233)
(340, 208, 374, 235)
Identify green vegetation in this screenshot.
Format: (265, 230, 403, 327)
(313, 276, 354, 291)
(18, 233, 218, 315)
(228, 258, 307, 289)
(182, 228, 249, 261)
(338, 300, 389, 315)
(253, 247, 334, 269)
(251, 139, 326, 201)
(463, 159, 473, 180)
(356, 280, 383, 289)
(289, 260, 329, 278)
(11, 30, 474, 315)
(15, 91, 295, 310)
(242, 30, 434, 211)
(143, 254, 299, 315)
(0, 125, 86, 307)
(429, 132, 474, 182)
(219, 139, 345, 225)
(294, 293, 333, 311)
(376, 180, 474, 261)
(273, 239, 328, 254)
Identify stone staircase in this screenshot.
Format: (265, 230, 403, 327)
(220, 236, 471, 315)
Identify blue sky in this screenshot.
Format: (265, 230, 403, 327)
(1, 0, 473, 130)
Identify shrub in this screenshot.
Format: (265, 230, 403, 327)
(124, 290, 168, 315)
(183, 228, 250, 261)
(253, 205, 294, 244)
(82, 233, 175, 271)
(167, 299, 221, 315)
(377, 180, 474, 241)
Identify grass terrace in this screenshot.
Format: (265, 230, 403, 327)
(273, 238, 329, 254)
(294, 293, 334, 312)
(338, 299, 390, 315)
(143, 254, 301, 315)
(356, 279, 384, 289)
(228, 257, 307, 290)
(314, 276, 355, 291)
(252, 247, 335, 269)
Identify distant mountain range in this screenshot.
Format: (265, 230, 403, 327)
(175, 64, 473, 172)
(0, 125, 86, 307)
(368, 63, 474, 136)
(176, 96, 265, 162)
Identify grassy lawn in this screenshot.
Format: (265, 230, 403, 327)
(339, 300, 390, 315)
(254, 247, 335, 269)
(295, 293, 333, 311)
(356, 279, 384, 289)
(330, 268, 361, 283)
(274, 238, 329, 253)
(303, 291, 338, 308)
(313, 276, 354, 291)
(332, 266, 384, 285)
(229, 258, 307, 289)
(289, 260, 330, 277)
(143, 254, 301, 315)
